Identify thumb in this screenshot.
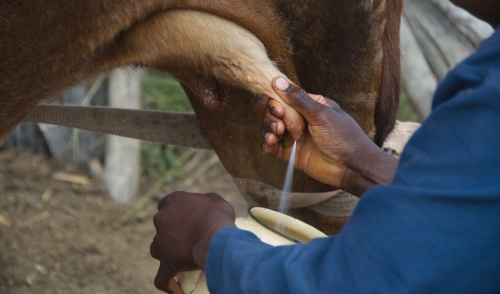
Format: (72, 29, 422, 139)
(273, 78, 331, 125)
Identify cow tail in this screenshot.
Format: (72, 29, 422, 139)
(374, 0, 404, 147)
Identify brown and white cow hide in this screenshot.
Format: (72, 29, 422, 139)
(0, 0, 403, 234)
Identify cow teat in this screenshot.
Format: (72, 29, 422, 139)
(176, 75, 229, 111)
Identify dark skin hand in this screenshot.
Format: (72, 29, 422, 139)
(150, 191, 236, 293)
(260, 77, 399, 196)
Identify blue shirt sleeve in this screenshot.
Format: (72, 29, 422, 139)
(206, 30, 500, 294)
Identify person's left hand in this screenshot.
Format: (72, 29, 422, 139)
(150, 191, 236, 293)
(258, 78, 398, 196)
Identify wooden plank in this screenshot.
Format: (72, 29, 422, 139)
(104, 69, 141, 204)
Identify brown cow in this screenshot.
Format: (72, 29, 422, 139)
(0, 0, 403, 234)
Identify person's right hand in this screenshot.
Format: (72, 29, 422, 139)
(150, 191, 236, 293)
(261, 78, 397, 196)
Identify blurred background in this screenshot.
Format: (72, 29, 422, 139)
(0, 0, 493, 293)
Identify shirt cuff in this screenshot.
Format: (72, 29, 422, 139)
(205, 226, 263, 291)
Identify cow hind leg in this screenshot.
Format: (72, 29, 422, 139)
(112, 10, 283, 108)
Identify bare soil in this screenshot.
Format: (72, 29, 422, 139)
(0, 149, 247, 294)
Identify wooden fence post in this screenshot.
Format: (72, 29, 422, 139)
(105, 69, 142, 204)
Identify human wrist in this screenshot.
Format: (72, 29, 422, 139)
(341, 141, 398, 196)
(192, 223, 235, 269)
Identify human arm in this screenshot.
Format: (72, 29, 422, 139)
(208, 58, 500, 292)
(152, 107, 500, 294)
(261, 78, 398, 196)
(208, 38, 500, 293)
(152, 32, 500, 294)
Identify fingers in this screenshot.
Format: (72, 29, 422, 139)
(154, 263, 180, 293)
(272, 77, 332, 125)
(167, 278, 184, 294)
(261, 128, 279, 147)
(265, 78, 305, 141)
(261, 139, 283, 158)
(262, 100, 285, 139)
(268, 99, 285, 118)
(150, 192, 236, 293)
(150, 241, 161, 260)
(157, 191, 190, 211)
(157, 196, 167, 211)
(261, 99, 286, 157)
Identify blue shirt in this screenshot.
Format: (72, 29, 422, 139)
(206, 28, 500, 294)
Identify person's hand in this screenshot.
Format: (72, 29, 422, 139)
(261, 77, 398, 196)
(150, 191, 236, 293)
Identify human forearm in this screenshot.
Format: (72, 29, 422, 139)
(206, 227, 338, 294)
(194, 222, 236, 269)
(341, 142, 398, 196)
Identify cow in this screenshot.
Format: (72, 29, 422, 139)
(0, 0, 403, 234)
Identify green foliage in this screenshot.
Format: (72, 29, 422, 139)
(142, 71, 193, 112)
(398, 91, 421, 122)
(141, 71, 195, 177)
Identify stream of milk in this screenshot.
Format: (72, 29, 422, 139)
(275, 141, 297, 233)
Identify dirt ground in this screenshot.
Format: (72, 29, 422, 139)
(0, 149, 247, 294)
